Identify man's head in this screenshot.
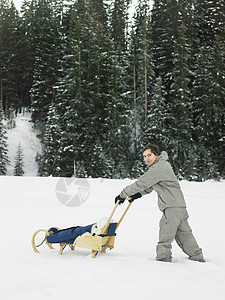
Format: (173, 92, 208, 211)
(142, 144, 161, 166)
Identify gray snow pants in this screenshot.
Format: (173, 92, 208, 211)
(156, 207, 204, 262)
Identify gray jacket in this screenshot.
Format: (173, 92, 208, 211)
(120, 151, 186, 211)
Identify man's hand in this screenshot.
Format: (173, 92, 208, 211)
(128, 192, 142, 203)
(115, 195, 125, 205)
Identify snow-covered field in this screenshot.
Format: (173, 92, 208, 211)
(1, 113, 225, 299)
(1, 176, 225, 300)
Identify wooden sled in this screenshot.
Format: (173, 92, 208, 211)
(31, 199, 132, 258)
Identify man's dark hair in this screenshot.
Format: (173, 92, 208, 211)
(142, 143, 161, 156)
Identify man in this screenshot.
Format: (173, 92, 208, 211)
(115, 143, 205, 263)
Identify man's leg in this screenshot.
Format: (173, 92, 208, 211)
(156, 209, 181, 262)
(175, 209, 205, 262)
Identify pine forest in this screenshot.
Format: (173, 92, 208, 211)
(0, 0, 224, 180)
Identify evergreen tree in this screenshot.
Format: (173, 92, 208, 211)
(192, 42, 224, 180)
(0, 0, 20, 115)
(38, 103, 61, 176)
(105, 0, 133, 177)
(0, 106, 9, 175)
(151, 0, 175, 87)
(191, 0, 225, 179)
(53, 5, 73, 121)
(111, 0, 131, 52)
(130, 0, 154, 156)
(168, 22, 193, 178)
(210, 36, 225, 177)
(177, 0, 196, 52)
(88, 140, 112, 178)
(18, 0, 38, 111)
(144, 76, 167, 148)
(130, 157, 148, 179)
(193, 0, 224, 47)
(6, 106, 16, 129)
(30, 0, 62, 129)
(13, 142, 24, 176)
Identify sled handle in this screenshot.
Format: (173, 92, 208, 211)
(102, 200, 120, 234)
(102, 198, 132, 235)
(115, 200, 132, 232)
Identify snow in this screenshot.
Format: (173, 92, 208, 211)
(2, 111, 225, 300)
(0, 176, 225, 299)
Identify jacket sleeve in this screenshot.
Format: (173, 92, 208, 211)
(141, 187, 153, 195)
(120, 163, 163, 198)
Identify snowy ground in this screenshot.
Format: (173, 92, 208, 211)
(2, 112, 225, 299)
(0, 176, 225, 300)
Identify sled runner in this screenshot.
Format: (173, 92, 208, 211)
(31, 199, 132, 258)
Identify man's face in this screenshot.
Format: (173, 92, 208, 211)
(143, 149, 158, 166)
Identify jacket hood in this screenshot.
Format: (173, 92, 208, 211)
(158, 151, 169, 161)
(151, 151, 168, 167)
